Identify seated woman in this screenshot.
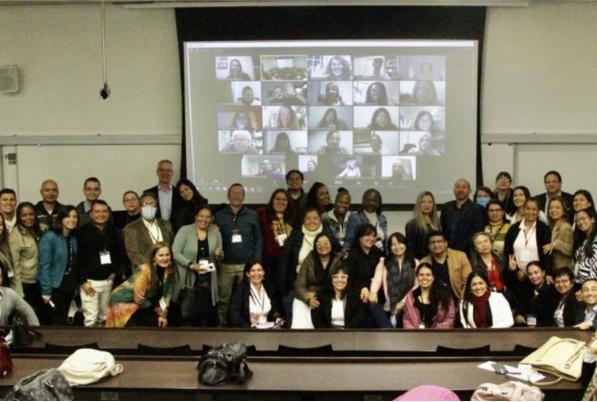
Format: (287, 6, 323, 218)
(459, 272, 514, 328)
(0, 268, 39, 326)
(553, 267, 584, 328)
(370, 232, 417, 328)
(402, 263, 455, 329)
(514, 260, 559, 327)
(106, 242, 174, 328)
(574, 279, 597, 330)
(293, 233, 343, 328)
(574, 208, 597, 285)
(229, 259, 282, 329)
(311, 264, 367, 328)
(470, 232, 506, 294)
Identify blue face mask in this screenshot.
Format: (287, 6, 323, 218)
(142, 205, 157, 221)
(476, 196, 490, 208)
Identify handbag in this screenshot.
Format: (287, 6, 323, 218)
(471, 381, 543, 401)
(0, 338, 13, 378)
(3, 369, 73, 401)
(58, 348, 124, 386)
(196, 343, 252, 386)
(11, 315, 42, 348)
(520, 336, 586, 385)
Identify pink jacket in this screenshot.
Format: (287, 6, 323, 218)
(402, 290, 456, 329)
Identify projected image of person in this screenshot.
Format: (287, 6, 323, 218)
(413, 80, 438, 105)
(392, 160, 413, 180)
(239, 86, 261, 106)
(419, 62, 434, 80)
(409, 132, 442, 156)
(276, 106, 302, 130)
(368, 108, 398, 130)
(337, 157, 361, 178)
(317, 108, 349, 130)
(324, 56, 352, 80)
(304, 159, 319, 182)
(365, 82, 388, 105)
(227, 59, 251, 81)
(258, 160, 284, 180)
(369, 133, 391, 155)
(230, 111, 255, 132)
(269, 132, 296, 156)
(266, 82, 307, 106)
(221, 130, 258, 154)
(385, 57, 400, 80)
(321, 82, 345, 106)
(414, 111, 434, 131)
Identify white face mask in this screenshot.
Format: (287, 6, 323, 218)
(142, 205, 157, 221)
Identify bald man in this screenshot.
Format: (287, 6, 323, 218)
(35, 179, 66, 231)
(439, 178, 485, 255)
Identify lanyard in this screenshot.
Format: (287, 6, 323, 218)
(522, 225, 536, 247)
(249, 286, 265, 312)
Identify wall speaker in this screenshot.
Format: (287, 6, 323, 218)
(0, 65, 20, 94)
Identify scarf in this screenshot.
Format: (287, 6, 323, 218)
(297, 225, 322, 272)
(470, 291, 491, 328)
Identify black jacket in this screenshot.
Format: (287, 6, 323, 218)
(535, 191, 574, 220)
(344, 245, 383, 292)
(277, 227, 340, 298)
(440, 199, 485, 255)
(76, 223, 121, 284)
(143, 185, 183, 224)
(516, 282, 559, 327)
(405, 219, 434, 260)
(228, 281, 281, 328)
(311, 289, 368, 328)
(561, 294, 585, 327)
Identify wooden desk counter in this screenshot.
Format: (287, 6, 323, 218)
(0, 356, 583, 393)
(30, 327, 592, 353)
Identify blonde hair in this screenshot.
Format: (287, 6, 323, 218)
(412, 191, 440, 232)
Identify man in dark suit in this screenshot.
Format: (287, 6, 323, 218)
(143, 159, 182, 224)
(123, 192, 173, 267)
(535, 170, 574, 218)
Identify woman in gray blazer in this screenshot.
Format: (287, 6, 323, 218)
(172, 206, 223, 327)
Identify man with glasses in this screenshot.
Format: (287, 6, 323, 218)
(143, 160, 182, 224)
(492, 172, 516, 216)
(214, 183, 263, 325)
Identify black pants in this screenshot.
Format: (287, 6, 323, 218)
(126, 308, 158, 327)
(50, 287, 76, 325)
(23, 283, 51, 325)
(181, 285, 218, 328)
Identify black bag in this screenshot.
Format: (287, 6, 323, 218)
(12, 315, 42, 348)
(3, 369, 73, 401)
(197, 343, 252, 386)
(179, 267, 200, 320)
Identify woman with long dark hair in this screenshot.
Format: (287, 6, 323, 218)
(38, 205, 79, 325)
(311, 263, 367, 328)
(345, 189, 387, 251)
(257, 189, 294, 289)
(305, 182, 331, 215)
(172, 179, 208, 233)
(370, 232, 417, 327)
(402, 263, 455, 329)
(459, 271, 513, 328)
(574, 208, 597, 285)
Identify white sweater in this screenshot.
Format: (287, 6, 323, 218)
(459, 292, 514, 329)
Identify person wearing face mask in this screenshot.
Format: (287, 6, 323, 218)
(344, 189, 388, 252)
(459, 272, 513, 328)
(474, 186, 493, 210)
(440, 179, 485, 255)
(124, 193, 173, 269)
(77, 200, 121, 327)
(38, 206, 79, 325)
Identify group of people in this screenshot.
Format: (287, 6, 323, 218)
(1, 161, 596, 332)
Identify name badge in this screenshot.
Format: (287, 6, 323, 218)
(232, 234, 242, 243)
(276, 233, 288, 247)
(199, 259, 209, 266)
(418, 323, 426, 329)
(159, 297, 168, 312)
(520, 250, 531, 262)
(527, 315, 537, 327)
(99, 251, 112, 265)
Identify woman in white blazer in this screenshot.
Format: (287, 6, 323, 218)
(459, 272, 514, 328)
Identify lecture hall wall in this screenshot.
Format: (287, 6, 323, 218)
(1, 1, 596, 235)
